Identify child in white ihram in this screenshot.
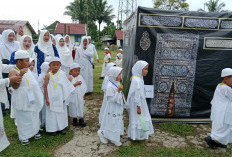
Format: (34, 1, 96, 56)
(127, 60, 154, 140)
(97, 67, 124, 146)
(44, 57, 74, 136)
(205, 68, 232, 149)
(67, 63, 87, 127)
(9, 50, 43, 145)
(100, 47, 111, 78)
(99, 62, 116, 124)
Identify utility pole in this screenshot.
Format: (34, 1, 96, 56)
(117, 0, 137, 29)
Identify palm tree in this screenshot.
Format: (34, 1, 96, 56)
(198, 0, 226, 12)
(90, 0, 115, 41)
(64, 0, 87, 23)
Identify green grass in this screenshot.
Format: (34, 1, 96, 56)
(158, 123, 194, 136)
(1, 112, 74, 157)
(111, 142, 231, 157)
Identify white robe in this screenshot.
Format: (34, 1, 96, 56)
(75, 47, 94, 93)
(0, 60, 14, 105)
(89, 43, 99, 63)
(67, 75, 87, 118)
(99, 81, 124, 142)
(0, 95, 10, 153)
(46, 70, 74, 132)
(210, 84, 232, 145)
(115, 59, 122, 68)
(12, 70, 43, 140)
(101, 54, 111, 77)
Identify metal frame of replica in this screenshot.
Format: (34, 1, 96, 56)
(122, 6, 232, 123)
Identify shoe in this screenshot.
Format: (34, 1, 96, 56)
(73, 118, 78, 126)
(34, 133, 42, 140)
(79, 118, 86, 127)
(204, 136, 216, 149)
(99, 77, 104, 79)
(21, 139, 30, 146)
(97, 130, 108, 144)
(49, 132, 57, 136)
(214, 141, 227, 148)
(60, 129, 66, 135)
(111, 140, 122, 146)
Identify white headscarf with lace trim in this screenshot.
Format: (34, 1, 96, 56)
(38, 30, 54, 56)
(56, 37, 73, 67)
(0, 29, 19, 60)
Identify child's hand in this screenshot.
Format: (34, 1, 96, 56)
(8, 88, 13, 94)
(19, 68, 28, 76)
(47, 68, 51, 73)
(83, 95, 86, 100)
(74, 81, 82, 87)
(68, 76, 73, 82)
(46, 99, 50, 106)
(137, 106, 141, 115)
(117, 85, 123, 93)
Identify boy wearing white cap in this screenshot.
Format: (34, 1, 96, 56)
(205, 68, 232, 149)
(44, 57, 74, 135)
(9, 50, 44, 145)
(67, 63, 87, 127)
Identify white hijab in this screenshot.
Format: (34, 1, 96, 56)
(128, 60, 148, 99)
(108, 67, 122, 84)
(80, 36, 89, 50)
(64, 35, 71, 45)
(20, 35, 35, 57)
(0, 29, 19, 60)
(56, 37, 73, 67)
(38, 30, 54, 56)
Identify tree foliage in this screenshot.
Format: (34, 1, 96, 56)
(153, 0, 189, 11)
(64, 0, 115, 41)
(198, 0, 226, 12)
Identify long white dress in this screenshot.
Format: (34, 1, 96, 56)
(210, 83, 232, 145)
(75, 41, 94, 93)
(0, 60, 11, 152)
(101, 54, 111, 77)
(127, 61, 154, 140)
(99, 67, 124, 142)
(89, 43, 99, 63)
(67, 75, 87, 118)
(12, 70, 43, 140)
(46, 70, 74, 132)
(38, 62, 50, 127)
(0, 105, 10, 152)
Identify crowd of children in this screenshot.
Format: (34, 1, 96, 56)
(1, 28, 231, 153)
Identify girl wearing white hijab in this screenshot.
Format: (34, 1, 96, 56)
(97, 67, 124, 146)
(75, 36, 94, 93)
(10, 35, 36, 68)
(115, 53, 123, 68)
(0, 29, 19, 60)
(34, 30, 59, 74)
(56, 37, 73, 76)
(64, 35, 73, 51)
(127, 60, 154, 140)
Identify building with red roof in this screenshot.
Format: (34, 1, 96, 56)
(0, 20, 36, 41)
(54, 23, 87, 43)
(114, 30, 123, 48)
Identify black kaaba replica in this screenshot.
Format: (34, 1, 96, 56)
(122, 6, 232, 123)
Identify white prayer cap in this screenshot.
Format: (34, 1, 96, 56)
(104, 47, 109, 50)
(45, 56, 52, 62)
(29, 58, 35, 64)
(87, 36, 91, 39)
(70, 63, 81, 70)
(15, 50, 29, 60)
(49, 57, 61, 65)
(118, 49, 123, 51)
(221, 68, 232, 77)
